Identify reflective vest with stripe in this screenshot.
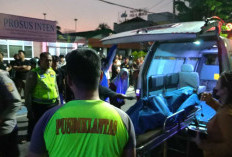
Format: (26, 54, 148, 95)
(44, 100, 129, 157)
(32, 67, 58, 104)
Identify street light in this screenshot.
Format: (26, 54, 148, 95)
(43, 13, 47, 20)
(74, 18, 78, 31)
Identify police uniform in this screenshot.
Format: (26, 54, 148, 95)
(29, 100, 136, 157)
(25, 67, 59, 140)
(0, 70, 22, 157)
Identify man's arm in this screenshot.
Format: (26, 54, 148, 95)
(102, 45, 117, 72)
(113, 107, 136, 157)
(13, 65, 31, 71)
(99, 85, 135, 101)
(55, 77, 60, 105)
(122, 116, 136, 157)
(199, 110, 232, 156)
(0, 72, 22, 122)
(201, 93, 221, 111)
(25, 71, 37, 111)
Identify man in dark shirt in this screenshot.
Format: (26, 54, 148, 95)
(121, 57, 131, 70)
(52, 55, 65, 104)
(13, 50, 31, 96)
(111, 58, 120, 80)
(9, 54, 20, 80)
(121, 57, 133, 85)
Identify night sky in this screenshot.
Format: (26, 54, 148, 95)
(1, 0, 173, 32)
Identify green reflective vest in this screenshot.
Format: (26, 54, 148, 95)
(32, 67, 58, 104)
(44, 100, 129, 157)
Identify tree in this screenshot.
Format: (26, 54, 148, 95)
(96, 23, 111, 30)
(175, 0, 232, 22)
(56, 25, 66, 41)
(131, 50, 147, 60)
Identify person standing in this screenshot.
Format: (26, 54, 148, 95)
(58, 54, 66, 68)
(0, 69, 22, 157)
(111, 58, 120, 81)
(28, 48, 136, 157)
(25, 52, 59, 140)
(109, 68, 130, 108)
(52, 55, 65, 105)
(13, 50, 31, 97)
(132, 58, 141, 90)
(194, 72, 232, 157)
(121, 57, 131, 70)
(9, 54, 20, 80)
(121, 57, 132, 86)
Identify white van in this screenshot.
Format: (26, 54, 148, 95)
(102, 18, 232, 156)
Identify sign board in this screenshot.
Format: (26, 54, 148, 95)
(0, 13, 57, 42)
(129, 9, 148, 17)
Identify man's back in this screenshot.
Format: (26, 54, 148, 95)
(28, 48, 136, 157)
(30, 100, 135, 157)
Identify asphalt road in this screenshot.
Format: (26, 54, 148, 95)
(17, 86, 136, 157)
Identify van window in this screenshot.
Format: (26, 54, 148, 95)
(185, 57, 199, 70)
(147, 56, 184, 76)
(204, 54, 219, 65)
(199, 54, 219, 91)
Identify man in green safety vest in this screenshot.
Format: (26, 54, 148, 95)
(27, 48, 136, 157)
(25, 52, 59, 140)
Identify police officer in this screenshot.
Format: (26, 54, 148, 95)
(25, 52, 59, 140)
(28, 48, 136, 157)
(0, 69, 22, 157)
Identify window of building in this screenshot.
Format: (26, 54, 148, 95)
(24, 46, 33, 58)
(9, 45, 22, 58)
(0, 45, 8, 57)
(0, 40, 33, 61)
(60, 48, 66, 56)
(67, 48, 73, 53)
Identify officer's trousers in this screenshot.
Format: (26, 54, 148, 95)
(27, 101, 58, 140)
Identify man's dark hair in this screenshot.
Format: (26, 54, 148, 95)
(18, 50, 25, 54)
(30, 58, 37, 65)
(52, 55, 59, 62)
(13, 54, 18, 58)
(66, 48, 101, 91)
(40, 52, 51, 59)
(59, 54, 65, 58)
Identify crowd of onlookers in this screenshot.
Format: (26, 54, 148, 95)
(0, 50, 67, 98)
(1, 49, 232, 157)
(110, 54, 144, 89)
(0, 49, 138, 157)
(0, 50, 145, 101)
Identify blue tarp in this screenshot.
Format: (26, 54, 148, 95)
(127, 87, 200, 135)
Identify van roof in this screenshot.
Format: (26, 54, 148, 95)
(102, 21, 209, 44)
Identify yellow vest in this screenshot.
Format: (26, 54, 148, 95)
(32, 67, 58, 104)
(44, 100, 129, 157)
